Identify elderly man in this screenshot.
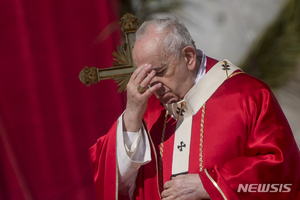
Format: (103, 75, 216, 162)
(89, 18, 300, 200)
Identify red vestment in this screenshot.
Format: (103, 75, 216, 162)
(90, 57, 300, 200)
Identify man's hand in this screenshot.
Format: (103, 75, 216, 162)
(161, 174, 210, 200)
(123, 63, 161, 132)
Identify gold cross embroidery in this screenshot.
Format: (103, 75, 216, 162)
(176, 102, 186, 117)
(222, 60, 230, 79)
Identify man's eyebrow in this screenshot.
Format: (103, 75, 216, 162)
(152, 65, 167, 71)
(152, 66, 164, 71)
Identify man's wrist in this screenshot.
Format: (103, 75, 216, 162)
(123, 111, 143, 132)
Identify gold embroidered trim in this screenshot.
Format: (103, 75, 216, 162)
(205, 169, 228, 200)
(160, 110, 168, 158)
(159, 110, 168, 193)
(115, 120, 119, 200)
(147, 128, 162, 197)
(199, 103, 206, 172)
(228, 71, 244, 79)
(115, 155, 118, 200)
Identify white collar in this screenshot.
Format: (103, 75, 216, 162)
(163, 59, 240, 120)
(194, 50, 207, 84)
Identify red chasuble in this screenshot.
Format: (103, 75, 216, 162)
(90, 57, 300, 200)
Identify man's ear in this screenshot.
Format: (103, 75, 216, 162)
(182, 46, 197, 71)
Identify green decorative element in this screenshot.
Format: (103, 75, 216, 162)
(240, 0, 300, 90)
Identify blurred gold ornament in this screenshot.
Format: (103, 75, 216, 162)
(79, 13, 139, 92)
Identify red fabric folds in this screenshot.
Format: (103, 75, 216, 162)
(0, 0, 124, 199)
(89, 57, 300, 199)
(89, 120, 118, 200)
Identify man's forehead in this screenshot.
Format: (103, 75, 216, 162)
(136, 54, 161, 60)
(134, 37, 160, 51)
(133, 54, 166, 67)
(133, 35, 170, 66)
(133, 43, 163, 62)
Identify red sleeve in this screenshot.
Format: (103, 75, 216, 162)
(199, 76, 300, 200)
(89, 120, 119, 200)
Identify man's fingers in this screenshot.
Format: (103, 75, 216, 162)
(139, 69, 155, 88)
(163, 179, 172, 190)
(142, 82, 161, 98)
(130, 63, 147, 80)
(161, 180, 174, 199)
(161, 188, 172, 199)
(134, 64, 152, 85)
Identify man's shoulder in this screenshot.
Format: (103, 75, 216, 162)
(226, 72, 272, 91)
(212, 72, 275, 103)
(208, 58, 271, 92)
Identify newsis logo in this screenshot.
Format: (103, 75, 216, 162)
(237, 184, 292, 193)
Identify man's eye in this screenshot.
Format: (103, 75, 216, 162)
(156, 69, 166, 76)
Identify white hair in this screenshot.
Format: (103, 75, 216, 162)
(135, 18, 196, 58)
